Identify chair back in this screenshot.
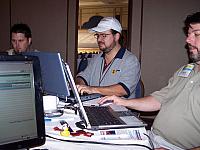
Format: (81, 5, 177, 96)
(77, 56, 88, 73)
(135, 80, 144, 98)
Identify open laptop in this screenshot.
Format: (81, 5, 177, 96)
(0, 55, 45, 149)
(23, 51, 70, 99)
(23, 51, 100, 102)
(63, 63, 146, 130)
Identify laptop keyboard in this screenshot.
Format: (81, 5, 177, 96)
(67, 92, 102, 102)
(84, 106, 124, 126)
(80, 93, 102, 102)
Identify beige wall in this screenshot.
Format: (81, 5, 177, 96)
(0, 0, 78, 75)
(0, 0, 10, 50)
(129, 0, 200, 95)
(1, 0, 200, 96)
(10, 0, 68, 58)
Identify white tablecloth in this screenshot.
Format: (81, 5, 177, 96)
(32, 101, 151, 150)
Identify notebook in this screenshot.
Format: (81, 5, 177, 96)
(63, 63, 146, 130)
(0, 55, 45, 149)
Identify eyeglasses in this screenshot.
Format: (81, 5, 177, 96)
(94, 33, 112, 39)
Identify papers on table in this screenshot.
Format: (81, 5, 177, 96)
(91, 127, 149, 145)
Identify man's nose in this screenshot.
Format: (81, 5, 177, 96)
(186, 34, 194, 44)
(97, 36, 104, 42)
(14, 40, 18, 45)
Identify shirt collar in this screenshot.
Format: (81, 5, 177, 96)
(100, 47, 126, 59)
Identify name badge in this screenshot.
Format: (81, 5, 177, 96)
(178, 64, 194, 77)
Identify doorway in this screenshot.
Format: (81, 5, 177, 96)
(77, 0, 129, 71)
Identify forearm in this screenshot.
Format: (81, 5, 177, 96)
(75, 77, 86, 85)
(92, 84, 127, 96)
(122, 95, 161, 112)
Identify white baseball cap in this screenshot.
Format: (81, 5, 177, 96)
(88, 17, 122, 33)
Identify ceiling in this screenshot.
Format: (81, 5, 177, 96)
(79, 0, 128, 6)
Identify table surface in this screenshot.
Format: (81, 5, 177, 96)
(32, 99, 151, 150)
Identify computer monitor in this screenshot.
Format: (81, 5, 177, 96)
(0, 55, 45, 149)
(23, 51, 70, 99)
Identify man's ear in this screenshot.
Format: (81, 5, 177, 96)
(28, 38, 32, 45)
(114, 33, 120, 41)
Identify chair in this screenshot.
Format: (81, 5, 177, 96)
(135, 79, 144, 98)
(77, 54, 88, 73)
(134, 79, 157, 130)
(130, 79, 144, 116)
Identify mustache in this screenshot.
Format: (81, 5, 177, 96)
(98, 42, 104, 45)
(187, 44, 198, 49)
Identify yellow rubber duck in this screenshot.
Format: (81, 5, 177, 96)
(60, 128, 70, 137)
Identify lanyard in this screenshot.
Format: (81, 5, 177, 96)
(98, 58, 115, 86)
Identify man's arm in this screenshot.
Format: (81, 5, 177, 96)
(76, 84, 127, 96)
(125, 96, 161, 111)
(99, 95, 161, 112)
(75, 76, 86, 85)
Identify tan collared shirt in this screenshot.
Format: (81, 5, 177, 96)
(151, 63, 200, 149)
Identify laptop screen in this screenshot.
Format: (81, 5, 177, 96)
(0, 55, 45, 149)
(23, 52, 70, 99)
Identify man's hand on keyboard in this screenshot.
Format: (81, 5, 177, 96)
(98, 95, 126, 106)
(76, 84, 96, 95)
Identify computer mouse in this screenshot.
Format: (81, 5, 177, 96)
(99, 100, 113, 107)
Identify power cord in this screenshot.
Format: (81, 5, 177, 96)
(144, 133, 154, 150)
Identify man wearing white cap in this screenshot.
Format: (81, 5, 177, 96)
(76, 17, 140, 98)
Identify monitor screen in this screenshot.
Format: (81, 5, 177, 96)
(0, 55, 45, 149)
(23, 52, 70, 99)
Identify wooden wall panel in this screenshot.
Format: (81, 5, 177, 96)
(0, 0, 10, 51)
(10, 0, 68, 61)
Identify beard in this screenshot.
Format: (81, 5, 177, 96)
(190, 52, 200, 63)
(188, 45, 200, 63)
(98, 41, 116, 53)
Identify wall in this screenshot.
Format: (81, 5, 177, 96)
(0, 0, 78, 75)
(129, 0, 200, 95)
(0, 0, 10, 51)
(1, 0, 200, 95)
(66, 0, 79, 75)
(11, 0, 68, 59)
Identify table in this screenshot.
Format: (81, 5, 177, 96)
(32, 100, 152, 150)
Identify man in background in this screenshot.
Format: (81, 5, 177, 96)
(76, 17, 140, 98)
(7, 23, 32, 55)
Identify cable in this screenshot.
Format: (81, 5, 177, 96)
(144, 133, 154, 150)
(46, 134, 153, 150)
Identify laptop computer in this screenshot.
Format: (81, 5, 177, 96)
(23, 51, 100, 103)
(23, 51, 70, 99)
(0, 55, 45, 149)
(63, 63, 146, 130)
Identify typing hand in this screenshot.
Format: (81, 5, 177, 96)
(98, 95, 126, 106)
(76, 84, 94, 95)
(99, 100, 113, 106)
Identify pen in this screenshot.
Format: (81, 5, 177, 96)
(44, 117, 65, 122)
(44, 116, 74, 122)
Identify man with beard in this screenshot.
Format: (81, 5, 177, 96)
(76, 17, 140, 98)
(99, 12, 200, 150)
